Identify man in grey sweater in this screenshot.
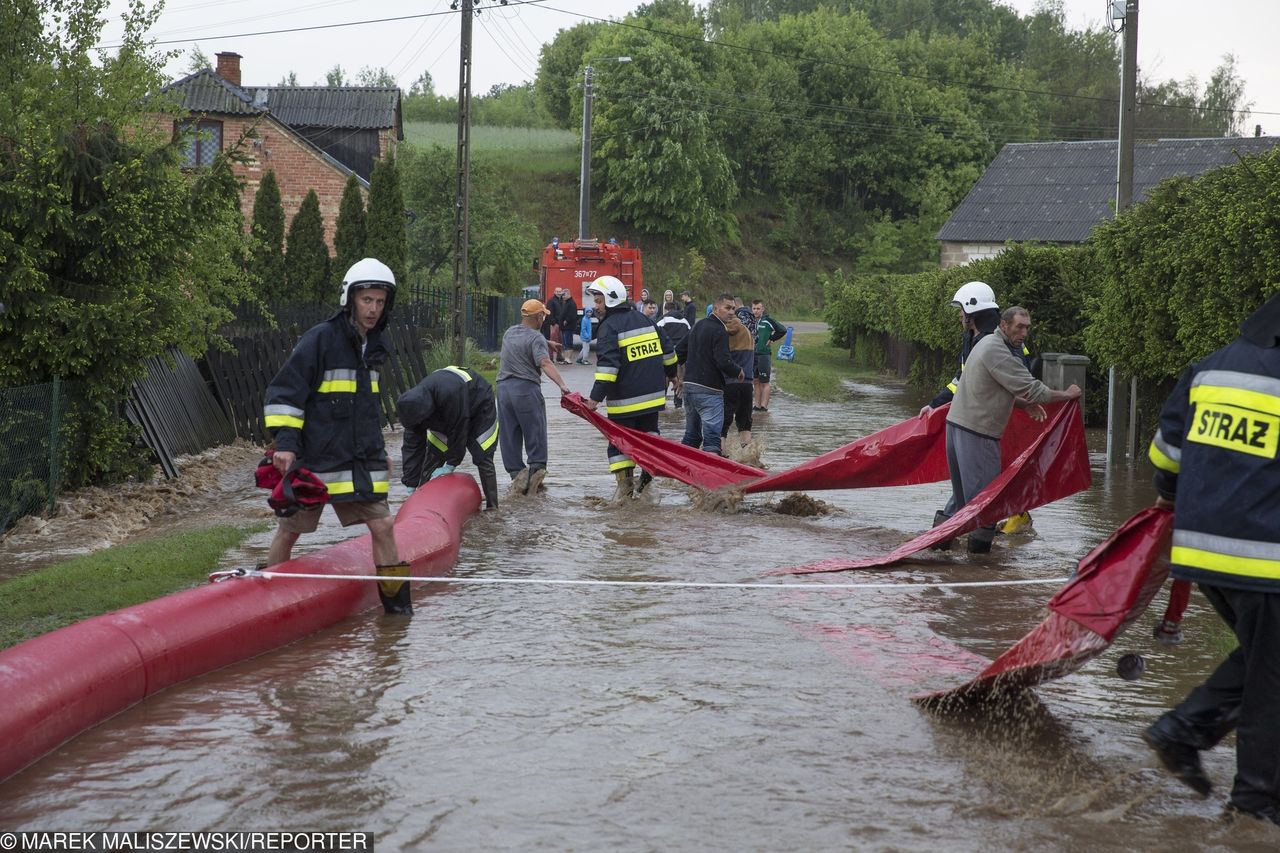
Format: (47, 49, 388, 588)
(933, 307, 1081, 553)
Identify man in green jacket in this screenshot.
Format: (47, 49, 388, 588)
(751, 299, 787, 412)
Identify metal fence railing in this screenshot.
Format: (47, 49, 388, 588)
(0, 379, 73, 533)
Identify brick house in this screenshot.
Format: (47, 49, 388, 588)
(160, 52, 403, 247)
(936, 136, 1280, 268)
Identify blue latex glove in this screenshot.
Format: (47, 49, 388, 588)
(429, 464, 456, 480)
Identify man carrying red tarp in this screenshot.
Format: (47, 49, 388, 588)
(1141, 291, 1280, 826)
(931, 305, 1081, 554)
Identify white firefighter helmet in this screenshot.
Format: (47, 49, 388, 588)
(340, 258, 397, 308)
(586, 275, 629, 308)
(951, 280, 998, 314)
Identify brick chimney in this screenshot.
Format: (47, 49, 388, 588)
(215, 52, 242, 87)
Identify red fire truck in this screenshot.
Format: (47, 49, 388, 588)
(536, 237, 643, 310)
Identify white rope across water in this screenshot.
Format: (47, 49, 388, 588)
(212, 568, 1072, 593)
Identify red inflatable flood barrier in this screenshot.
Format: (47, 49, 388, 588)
(0, 474, 481, 783)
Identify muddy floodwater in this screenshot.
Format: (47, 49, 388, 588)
(2, 368, 1277, 852)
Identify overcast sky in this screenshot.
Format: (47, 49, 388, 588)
(100, 0, 1279, 133)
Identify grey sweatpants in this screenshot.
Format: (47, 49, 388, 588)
(941, 422, 1001, 546)
(497, 379, 548, 476)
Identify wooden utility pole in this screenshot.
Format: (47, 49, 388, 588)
(1106, 0, 1139, 466)
(450, 0, 474, 366)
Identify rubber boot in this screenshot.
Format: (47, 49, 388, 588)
(476, 455, 500, 509)
(526, 466, 547, 494)
(967, 530, 994, 554)
(635, 470, 654, 496)
(928, 510, 954, 551)
(376, 563, 413, 615)
(612, 469, 635, 501)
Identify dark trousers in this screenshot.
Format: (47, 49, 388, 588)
(1150, 584, 1280, 813)
(606, 410, 660, 472)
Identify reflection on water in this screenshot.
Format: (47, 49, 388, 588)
(2, 373, 1276, 850)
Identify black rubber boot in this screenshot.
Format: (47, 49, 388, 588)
(636, 470, 654, 496)
(929, 510, 954, 551)
(1143, 721, 1212, 796)
(477, 455, 500, 509)
(376, 563, 413, 615)
(967, 533, 993, 554)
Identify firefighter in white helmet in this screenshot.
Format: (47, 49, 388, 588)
(582, 275, 678, 498)
(263, 258, 412, 614)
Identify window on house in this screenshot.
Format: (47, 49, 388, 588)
(176, 119, 223, 168)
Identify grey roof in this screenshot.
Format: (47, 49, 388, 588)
(160, 69, 263, 115)
(937, 137, 1280, 244)
(247, 86, 400, 131)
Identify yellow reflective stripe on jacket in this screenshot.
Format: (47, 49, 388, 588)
(594, 366, 619, 383)
(605, 391, 666, 415)
(442, 365, 472, 382)
(317, 369, 359, 394)
(264, 404, 305, 429)
(477, 420, 499, 452)
(662, 352, 678, 367)
(1172, 530, 1280, 581)
(1186, 372, 1280, 459)
(371, 370, 380, 394)
(617, 327, 663, 362)
(946, 380, 958, 394)
(1148, 431, 1181, 473)
(316, 469, 389, 496)
(428, 430, 448, 453)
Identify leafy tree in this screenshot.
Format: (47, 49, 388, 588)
(365, 155, 408, 285)
(399, 144, 538, 294)
(535, 22, 606, 128)
(408, 70, 434, 97)
(285, 190, 331, 303)
(0, 0, 255, 483)
(249, 170, 287, 300)
(185, 45, 211, 73)
(278, 70, 299, 86)
(356, 66, 397, 87)
(590, 1, 738, 247)
(325, 65, 346, 86)
(333, 174, 367, 283)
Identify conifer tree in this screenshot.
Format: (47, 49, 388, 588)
(333, 173, 367, 283)
(249, 170, 286, 300)
(365, 155, 407, 285)
(285, 190, 331, 303)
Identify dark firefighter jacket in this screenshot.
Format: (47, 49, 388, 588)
(397, 366, 498, 488)
(929, 328, 1034, 409)
(263, 312, 390, 503)
(1149, 338, 1280, 594)
(590, 303, 677, 417)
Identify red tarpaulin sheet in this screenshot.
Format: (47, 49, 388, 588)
(775, 400, 1091, 574)
(916, 507, 1174, 706)
(561, 393, 1062, 494)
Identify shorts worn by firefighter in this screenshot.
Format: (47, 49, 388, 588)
(589, 302, 677, 473)
(396, 365, 500, 509)
(263, 311, 390, 506)
(1145, 310, 1280, 820)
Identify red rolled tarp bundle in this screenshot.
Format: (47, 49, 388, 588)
(917, 507, 1177, 706)
(0, 474, 481, 784)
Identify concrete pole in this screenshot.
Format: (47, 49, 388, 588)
(578, 64, 594, 242)
(1106, 0, 1139, 465)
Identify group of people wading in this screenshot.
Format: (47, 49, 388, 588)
(261, 257, 1280, 828)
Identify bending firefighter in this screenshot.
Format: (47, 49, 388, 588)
(1142, 290, 1280, 825)
(397, 366, 500, 511)
(262, 258, 412, 615)
(582, 275, 678, 498)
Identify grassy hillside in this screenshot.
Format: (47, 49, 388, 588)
(403, 122, 846, 320)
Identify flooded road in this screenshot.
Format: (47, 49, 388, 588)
(2, 368, 1276, 851)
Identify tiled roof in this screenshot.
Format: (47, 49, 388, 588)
(246, 86, 400, 130)
(937, 137, 1280, 244)
(160, 69, 263, 116)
